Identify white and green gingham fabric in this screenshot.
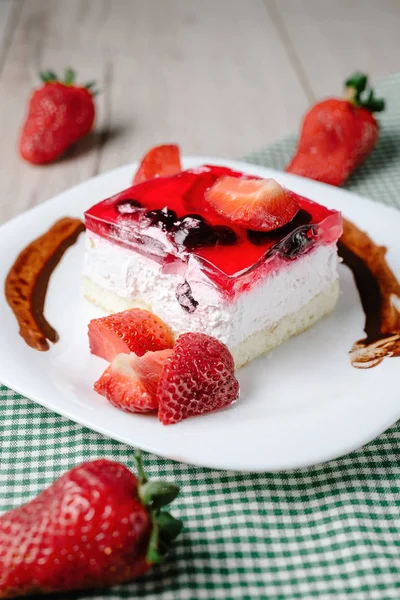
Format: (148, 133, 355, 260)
(1, 75, 400, 600)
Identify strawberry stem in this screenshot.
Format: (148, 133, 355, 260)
(134, 450, 148, 484)
(134, 450, 183, 564)
(147, 515, 163, 563)
(344, 72, 385, 112)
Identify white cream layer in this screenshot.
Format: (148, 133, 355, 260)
(83, 232, 339, 348)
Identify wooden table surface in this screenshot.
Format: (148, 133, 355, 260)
(0, 0, 399, 224)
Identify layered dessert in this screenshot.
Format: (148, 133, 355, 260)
(83, 147, 342, 368)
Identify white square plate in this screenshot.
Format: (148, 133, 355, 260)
(1, 158, 399, 472)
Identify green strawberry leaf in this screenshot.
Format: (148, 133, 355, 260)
(345, 72, 368, 95)
(146, 512, 183, 562)
(157, 511, 183, 543)
(344, 71, 385, 113)
(139, 481, 180, 509)
(40, 70, 58, 83)
(64, 68, 76, 85)
(84, 81, 100, 96)
(360, 89, 385, 112)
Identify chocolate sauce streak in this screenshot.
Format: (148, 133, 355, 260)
(339, 218, 400, 368)
(5, 218, 85, 351)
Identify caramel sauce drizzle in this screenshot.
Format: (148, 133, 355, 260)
(5, 217, 85, 351)
(339, 218, 400, 368)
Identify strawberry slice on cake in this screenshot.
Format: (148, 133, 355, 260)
(205, 176, 300, 231)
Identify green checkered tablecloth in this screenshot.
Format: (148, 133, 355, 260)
(1, 74, 400, 600)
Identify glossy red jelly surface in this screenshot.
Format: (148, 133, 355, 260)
(85, 165, 342, 289)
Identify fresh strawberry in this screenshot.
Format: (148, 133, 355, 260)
(286, 72, 385, 186)
(88, 308, 174, 362)
(205, 176, 300, 232)
(0, 454, 182, 598)
(157, 332, 239, 425)
(19, 68, 97, 164)
(133, 144, 182, 184)
(94, 349, 173, 413)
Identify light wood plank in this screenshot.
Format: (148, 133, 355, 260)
(95, 0, 310, 174)
(0, 1, 16, 65)
(274, 0, 400, 99)
(0, 0, 309, 223)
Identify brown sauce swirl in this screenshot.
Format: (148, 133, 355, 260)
(339, 218, 400, 368)
(5, 217, 85, 351)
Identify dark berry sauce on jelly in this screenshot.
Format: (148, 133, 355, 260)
(85, 165, 342, 283)
(275, 225, 318, 260)
(247, 209, 312, 246)
(174, 216, 218, 250)
(213, 225, 237, 246)
(145, 207, 177, 231)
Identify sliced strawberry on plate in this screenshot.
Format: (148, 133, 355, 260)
(157, 333, 239, 425)
(94, 349, 173, 413)
(88, 308, 174, 362)
(205, 176, 300, 231)
(133, 144, 182, 184)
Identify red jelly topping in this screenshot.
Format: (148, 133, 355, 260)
(85, 165, 342, 293)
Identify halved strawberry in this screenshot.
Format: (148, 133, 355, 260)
(157, 333, 239, 425)
(133, 144, 182, 184)
(205, 176, 300, 232)
(94, 349, 173, 413)
(88, 308, 174, 362)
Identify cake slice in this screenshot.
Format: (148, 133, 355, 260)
(83, 154, 342, 368)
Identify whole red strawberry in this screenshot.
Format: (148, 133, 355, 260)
(286, 72, 385, 186)
(0, 454, 182, 598)
(19, 68, 96, 164)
